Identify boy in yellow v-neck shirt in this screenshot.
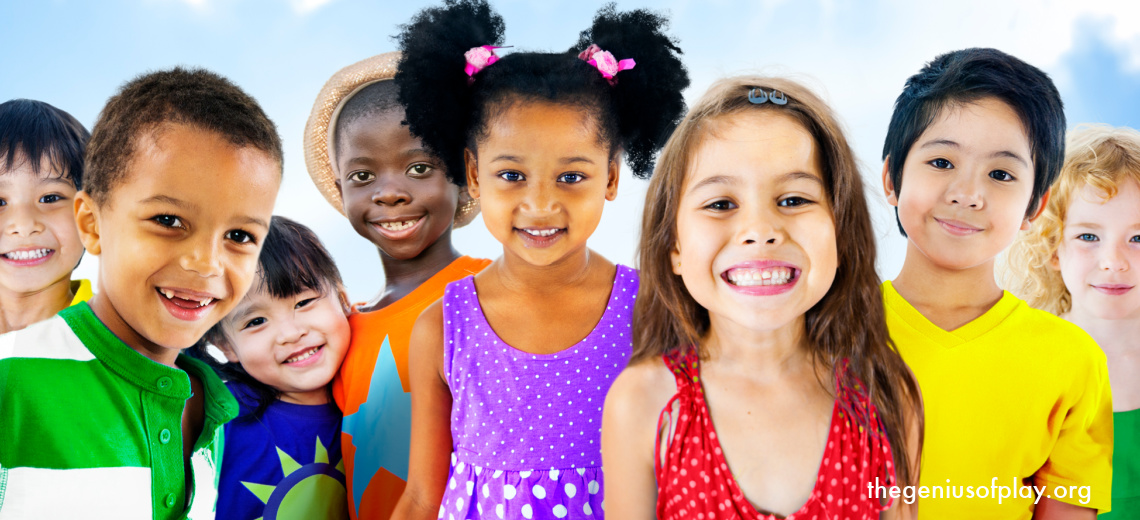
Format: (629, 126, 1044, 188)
(880, 48, 1113, 519)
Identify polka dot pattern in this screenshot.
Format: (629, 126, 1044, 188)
(438, 266, 637, 519)
(654, 352, 898, 520)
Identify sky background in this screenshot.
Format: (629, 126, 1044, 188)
(3, 0, 1140, 302)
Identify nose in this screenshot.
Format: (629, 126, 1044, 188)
(738, 202, 784, 246)
(520, 181, 558, 217)
(179, 235, 223, 277)
(4, 203, 43, 237)
(275, 315, 306, 345)
(372, 173, 412, 206)
(1099, 242, 1130, 272)
(945, 170, 985, 209)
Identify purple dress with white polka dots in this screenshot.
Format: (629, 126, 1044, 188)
(438, 265, 637, 520)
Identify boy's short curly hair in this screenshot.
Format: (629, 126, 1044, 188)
(0, 99, 89, 189)
(882, 48, 1065, 236)
(84, 67, 283, 205)
(1002, 124, 1140, 315)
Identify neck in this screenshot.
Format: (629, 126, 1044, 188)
(702, 313, 812, 383)
(1061, 308, 1140, 357)
(280, 389, 329, 406)
(494, 244, 595, 295)
(892, 241, 1002, 310)
(375, 228, 461, 304)
(87, 292, 180, 367)
(0, 278, 75, 333)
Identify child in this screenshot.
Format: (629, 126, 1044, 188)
(603, 76, 922, 519)
(303, 52, 490, 520)
(0, 67, 282, 519)
(391, 1, 688, 518)
(880, 48, 1113, 518)
(203, 216, 351, 520)
(1004, 124, 1140, 518)
(0, 99, 91, 333)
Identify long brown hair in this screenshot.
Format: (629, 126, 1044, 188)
(634, 75, 923, 487)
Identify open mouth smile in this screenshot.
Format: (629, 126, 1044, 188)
(721, 263, 800, 295)
(1, 248, 55, 266)
(371, 216, 425, 240)
(156, 287, 219, 321)
(515, 227, 566, 247)
(283, 345, 325, 367)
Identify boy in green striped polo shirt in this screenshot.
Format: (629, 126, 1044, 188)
(0, 68, 282, 519)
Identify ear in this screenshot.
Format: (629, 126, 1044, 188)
(605, 160, 620, 202)
(336, 286, 352, 315)
(670, 242, 682, 276)
(74, 191, 102, 256)
(334, 178, 344, 202)
(1022, 188, 1051, 231)
(1049, 249, 1061, 271)
(465, 149, 480, 199)
(882, 158, 899, 207)
(214, 338, 240, 364)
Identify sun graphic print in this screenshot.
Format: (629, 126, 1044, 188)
(241, 435, 349, 520)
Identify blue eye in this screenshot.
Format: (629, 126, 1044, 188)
(989, 170, 1014, 182)
(153, 215, 183, 228)
(1077, 233, 1098, 242)
(498, 171, 524, 182)
(930, 158, 953, 169)
(558, 173, 585, 184)
(778, 196, 812, 208)
(1131, 235, 1140, 243)
(40, 194, 64, 204)
(242, 317, 266, 329)
(0, 199, 6, 207)
(226, 230, 255, 244)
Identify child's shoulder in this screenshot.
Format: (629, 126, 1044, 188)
(0, 310, 90, 362)
(606, 355, 678, 414)
(1007, 296, 1105, 363)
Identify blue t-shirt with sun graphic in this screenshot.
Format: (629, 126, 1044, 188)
(217, 382, 349, 520)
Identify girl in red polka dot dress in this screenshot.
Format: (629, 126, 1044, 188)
(602, 76, 924, 520)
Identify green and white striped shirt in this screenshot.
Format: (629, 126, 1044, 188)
(0, 302, 237, 519)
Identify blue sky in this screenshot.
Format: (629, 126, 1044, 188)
(3, 0, 1138, 301)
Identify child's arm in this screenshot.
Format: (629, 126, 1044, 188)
(392, 301, 453, 520)
(601, 358, 677, 519)
(1031, 498, 1098, 519)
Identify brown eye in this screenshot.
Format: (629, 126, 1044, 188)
(407, 164, 433, 176)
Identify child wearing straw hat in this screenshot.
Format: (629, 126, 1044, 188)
(303, 52, 490, 520)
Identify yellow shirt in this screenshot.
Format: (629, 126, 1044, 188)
(882, 281, 1113, 518)
(69, 279, 92, 306)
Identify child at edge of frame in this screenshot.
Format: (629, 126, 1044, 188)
(0, 67, 283, 520)
(1004, 123, 1140, 519)
(302, 51, 490, 520)
(0, 99, 92, 333)
(879, 48, 1113, 518)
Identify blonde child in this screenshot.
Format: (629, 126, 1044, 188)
(603, 76, 922, 520)
(1004, 124, 1140, 518)
(390, 1, 688, 518)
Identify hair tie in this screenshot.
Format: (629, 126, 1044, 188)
(578, 44, 636, 85)
(464, 45, 506, 83)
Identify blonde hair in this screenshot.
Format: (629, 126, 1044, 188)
(1002, 124, 1140, 314)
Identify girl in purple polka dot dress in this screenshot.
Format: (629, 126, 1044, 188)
(390, 1, 688, 519)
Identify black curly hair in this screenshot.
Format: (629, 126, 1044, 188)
(394, 0, 689, 184)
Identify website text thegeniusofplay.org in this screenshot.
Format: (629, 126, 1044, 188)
(866, 477, 1092, 505)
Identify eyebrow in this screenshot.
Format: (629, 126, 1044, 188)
(344, 148, 432, 166)
(918, 138, 1030, 168)
(141, 194, 268, 229)
(687, 171, 822, 194)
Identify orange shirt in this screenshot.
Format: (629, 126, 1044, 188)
(333, 256, 490, 520)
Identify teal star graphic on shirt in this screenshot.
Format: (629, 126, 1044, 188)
(342, 335, 411, 511)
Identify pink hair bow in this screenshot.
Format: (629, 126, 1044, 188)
(578, 44, 636, 85)
(464, 45, 505, 78)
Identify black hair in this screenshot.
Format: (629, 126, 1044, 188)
(191, 216, 344, 419)
(395, 0, 689, 184)
(0, 99, 90, 189)
(882, 48, 1065, 236)
(333, 80, 402, 156)
(85, 67, 283, 205)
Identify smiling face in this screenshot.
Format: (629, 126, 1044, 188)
(466, 100, 618, 267)
(886, 97, 1038, 272)
(0, 156, 84, 295)
(1055, 179, 1140, 322)
(671, 110, 836, 335)
(218, 283, 350, 404)
(77, 123, 280, 361)
(336, 108, 459, 260)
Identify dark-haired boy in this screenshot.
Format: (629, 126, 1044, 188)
(881, 48, 1112, 518)
(304, 53, 489, 520)
(0, 67, 281, 519)
(0, 99, 91, 333)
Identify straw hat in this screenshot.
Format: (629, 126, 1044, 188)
(303, 52, 478, 227)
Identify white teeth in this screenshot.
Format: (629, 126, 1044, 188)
(378, 219, 420, 232)
(162, 289, 175, 299)
(159, 289, 213, 307)
(198, 298, 213, 307)
(727, 267, 794, 287)
(523, 228, 560, 237)
(285, 346, 320, 364)
(3, 248, 52, 261)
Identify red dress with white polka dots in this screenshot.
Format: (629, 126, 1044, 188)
(654, 351, 897, 520)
